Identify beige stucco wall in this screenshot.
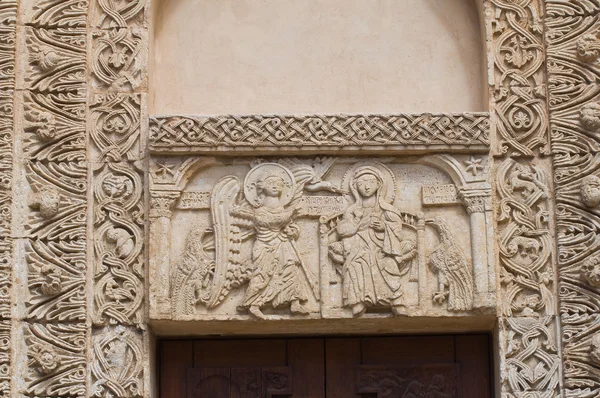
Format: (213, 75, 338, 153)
(150, 0, 485, 115)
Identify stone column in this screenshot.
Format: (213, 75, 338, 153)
(149, 191, 181, 318)
(412, 214, 426, 307)
(459, 189, 492, 295)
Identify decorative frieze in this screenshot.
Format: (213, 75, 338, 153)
(149, 113, 491, 153)
(0, 1, 16, 397)
(88, 0, 149, 396)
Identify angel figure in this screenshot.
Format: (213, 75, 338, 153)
(209, 163, 317, 319)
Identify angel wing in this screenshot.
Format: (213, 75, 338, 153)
(207, 176, 254, 308)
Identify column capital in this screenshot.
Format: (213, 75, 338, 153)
(459, 188, 492, 215)
(149, 191, 181, 219)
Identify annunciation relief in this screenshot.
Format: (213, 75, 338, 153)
(149, 156, 495, 321)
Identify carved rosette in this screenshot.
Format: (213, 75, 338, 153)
(546, 1, 600, 395)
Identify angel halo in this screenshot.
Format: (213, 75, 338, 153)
(244, 163, 296, 208)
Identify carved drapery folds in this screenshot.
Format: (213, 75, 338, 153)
(488, 0, 562, 396)
(546, 1, 600, 396)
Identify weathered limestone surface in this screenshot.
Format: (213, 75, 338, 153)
(5, 0, 600, 397)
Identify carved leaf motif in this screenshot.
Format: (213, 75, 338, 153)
(25, 323, 86, 397)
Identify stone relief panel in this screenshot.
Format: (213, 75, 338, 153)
(150, 155, 495, 321)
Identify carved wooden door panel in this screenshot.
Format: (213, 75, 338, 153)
(160, 339, 325, 398)
(325, 335, 491, 398)
(160, 335, 491, 398)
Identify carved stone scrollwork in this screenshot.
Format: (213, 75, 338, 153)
(91, 326, 144, 398)
(489, 0, 550, 157)
(499, 316, 560, 396)
(93, 163, 144, 326)
(497, 159, 554, 317)
(90, 94, 141, 162)
(90, 0, 147, 91)
(545, 1, 600, 395)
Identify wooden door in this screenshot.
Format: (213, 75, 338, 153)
(159, 335, 491, 398)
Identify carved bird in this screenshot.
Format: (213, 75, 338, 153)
(428, 217, 474, 311)
(105, 277, 136, 304)
(279, 157, 347, 194)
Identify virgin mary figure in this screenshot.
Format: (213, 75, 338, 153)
(329, 164, 416, 316)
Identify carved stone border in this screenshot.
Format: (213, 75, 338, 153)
(488, 1, 562, 396)
(0, 1, 15, 397)
(149, 113, 491, 154)
(545, 2, 600, 397)
(12, 0, 591, 397)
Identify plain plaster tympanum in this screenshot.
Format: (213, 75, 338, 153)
(150, 0, 485, 115)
